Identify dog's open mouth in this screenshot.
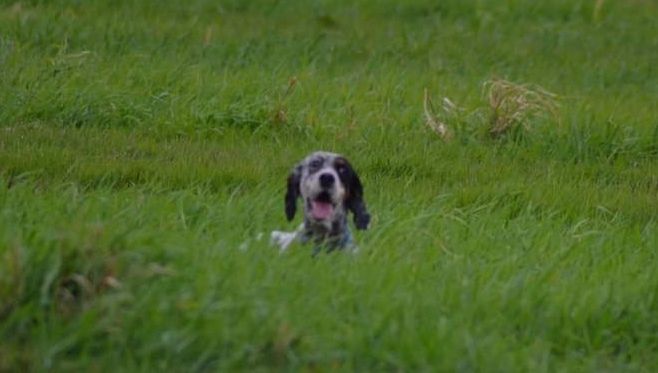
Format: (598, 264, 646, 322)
(309, 192, 334, 220)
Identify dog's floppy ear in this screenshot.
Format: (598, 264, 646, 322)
(285, 165, 302, 221)
(337, 158, 370, 230)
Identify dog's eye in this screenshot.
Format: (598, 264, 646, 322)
(336, 165, 347, 174)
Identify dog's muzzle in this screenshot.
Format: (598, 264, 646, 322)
(309, 190, 334, 220)
(309, 173, 337, 221)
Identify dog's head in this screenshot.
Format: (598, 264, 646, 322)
(285, 151, 370, 230)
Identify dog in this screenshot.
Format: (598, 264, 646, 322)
(271, 151, 370, 254)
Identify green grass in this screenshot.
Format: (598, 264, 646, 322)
(1, 0, 658, 371)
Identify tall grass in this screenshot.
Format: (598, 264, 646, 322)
(1, 0, 658, 371)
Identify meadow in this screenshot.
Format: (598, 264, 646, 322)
(1, 0, 658, 371)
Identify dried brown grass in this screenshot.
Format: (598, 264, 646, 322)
(483, 78, 559, 139)
(272, 76, 298, 125)
(424, 79, 559, 142)
(423, 88, 455, 141)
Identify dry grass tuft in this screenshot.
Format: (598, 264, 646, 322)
(272, 76, 298, 125)
(423, 88, 455, 141)
(483, 79, 559, 139)
(593, 0, 605, 22)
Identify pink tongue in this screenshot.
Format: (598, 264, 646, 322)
(311, 201, 334, 220)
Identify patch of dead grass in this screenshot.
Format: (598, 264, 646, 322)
(423, 88, 455, 141)
(483, 78, 559, 139)
(424, 79, 559, 142)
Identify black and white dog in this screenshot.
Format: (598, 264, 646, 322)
(271, 151, 370, 253)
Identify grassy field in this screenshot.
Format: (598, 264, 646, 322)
(1, 0, 658, 371)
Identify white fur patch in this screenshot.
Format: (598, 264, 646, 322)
(270, 229, 299, 251)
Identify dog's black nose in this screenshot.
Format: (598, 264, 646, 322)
(319, 173, 335, 188)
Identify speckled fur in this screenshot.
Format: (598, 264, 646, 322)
(271, 151, 370, 253)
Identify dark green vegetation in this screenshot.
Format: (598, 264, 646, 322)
(1, 0, 657, 371)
